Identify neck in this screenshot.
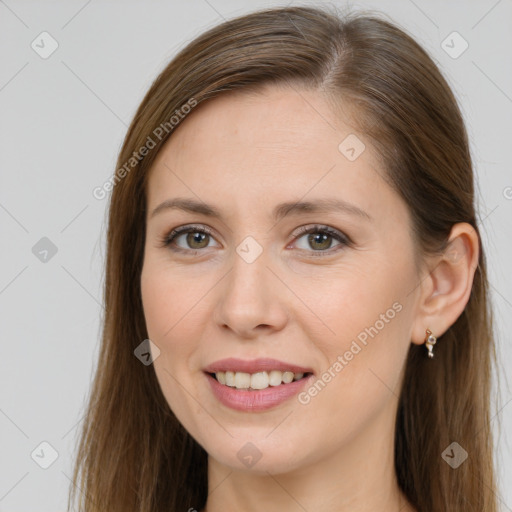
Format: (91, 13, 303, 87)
(202, 404, 416, 512)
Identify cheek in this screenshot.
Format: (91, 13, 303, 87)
(297, 311, 411, 457)
(140, 262, 202, 404)
(141, 263, 206, 427)
(141, 269, 174, 347)
(292, 260, 408, 352)
(298, 259, 414, 405)
(141, 259, 203, 348)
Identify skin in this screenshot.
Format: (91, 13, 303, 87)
(140, 84, 479, 512)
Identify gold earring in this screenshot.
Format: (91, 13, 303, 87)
(424, 329, 437, 358)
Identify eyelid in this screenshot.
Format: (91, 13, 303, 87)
(159, 224, 219, 252)
(288, 224, 352, 256)
(160, 223, 352, 255)
(291, 224, 352, 245)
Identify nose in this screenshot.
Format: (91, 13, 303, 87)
(212, 246, 288, 339)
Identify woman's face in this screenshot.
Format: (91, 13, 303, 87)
(141, 85, 423, 474)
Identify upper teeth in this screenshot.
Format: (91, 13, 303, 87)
(215, 370, 305, 390)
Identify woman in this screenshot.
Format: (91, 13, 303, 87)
(69, 5, 498, 511)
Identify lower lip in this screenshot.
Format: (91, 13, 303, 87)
(205, 372, 314, 412)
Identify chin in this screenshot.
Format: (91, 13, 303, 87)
(203, 434, 311, 475)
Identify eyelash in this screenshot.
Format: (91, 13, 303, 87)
(159, 224, 352, 258)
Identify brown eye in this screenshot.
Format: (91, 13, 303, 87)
(162, 224, 350, 257)
(306, 232, 334, 251)
(163, 225, 219, 252)
(293, 225, 350, 256)
(184, 231, 210, 249)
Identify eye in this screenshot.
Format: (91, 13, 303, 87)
(160, 223, 351, 257)
(160, 225, 219, 253)
(291, 224, 350, 256)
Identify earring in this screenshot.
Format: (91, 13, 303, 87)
(424, 329, 437, 358)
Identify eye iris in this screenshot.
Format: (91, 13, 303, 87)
(171, 228, 340, 252)
(186, 232, 209, 249)
(308, 233, 331, 250)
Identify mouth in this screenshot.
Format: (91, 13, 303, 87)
(206, 370, 314, 391)
(204, 369, 315, 412)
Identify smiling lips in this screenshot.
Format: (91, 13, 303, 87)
(203, 358, 314, 410)
(214, 369, 306, 390)
(203, 357, 314, 375)
(203, 357, 313, 389)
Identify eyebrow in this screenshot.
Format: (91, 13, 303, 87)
(150, 196, 372, 222)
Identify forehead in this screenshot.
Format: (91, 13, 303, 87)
(146, 85, 406, 228)
(161, 85, 360, 165)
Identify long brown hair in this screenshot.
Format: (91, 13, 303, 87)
(68, 5, 498, 511)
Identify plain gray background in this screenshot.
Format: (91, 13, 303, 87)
(1, 0, 511, 510)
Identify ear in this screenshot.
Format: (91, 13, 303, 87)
(410, 222, 480, 345)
